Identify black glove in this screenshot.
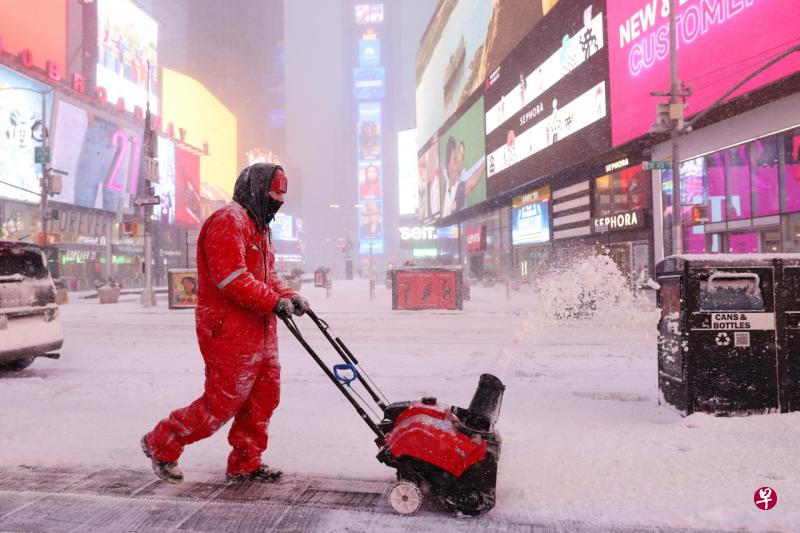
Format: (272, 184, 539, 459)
(273, 298, 294, 319)
(291, 295, 310, 316)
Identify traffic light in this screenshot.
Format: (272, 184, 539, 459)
(122, 221, 139, 237)
(689, 205, 708, 225)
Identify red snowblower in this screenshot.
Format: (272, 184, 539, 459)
(282, 310, 505, 516)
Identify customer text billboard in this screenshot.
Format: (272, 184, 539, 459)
(484, 0, 610, 198)
(608, 0, 800, 147)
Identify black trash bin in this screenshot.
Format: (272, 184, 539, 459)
(656, 254, 800, 415)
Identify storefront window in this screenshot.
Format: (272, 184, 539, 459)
(726, 145, 751, 220)
(783, 130, 800, 213)
(750, 137, 780, 217)
(728, 232, 759, 253)
(683, 225, 706, 253)
(781, 212, 800, 252)
(595, 165, 649, 218)
(706, 152, 726, 222)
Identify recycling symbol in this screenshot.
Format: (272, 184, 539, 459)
(715, 332, 731, 346)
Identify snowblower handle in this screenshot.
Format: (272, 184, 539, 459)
(333, 364, 358, 385)
(304, 309, 386, 410)
(280, 315, 385, 443)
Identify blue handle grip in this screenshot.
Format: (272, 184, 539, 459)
(333, 364, 358, 385)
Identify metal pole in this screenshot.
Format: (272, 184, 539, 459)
(669, 0, 682, 256)
(140, 62, 155, 307)
(40, 92, 49, 246)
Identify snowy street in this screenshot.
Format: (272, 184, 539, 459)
(1, 280, 798, 532)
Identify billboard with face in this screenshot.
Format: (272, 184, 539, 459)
(483, 0, 610, 198)
(50, 98, 143, 211)
(415, 0, 558, 149)
(175, 147, 201, 227)
(607, 0, 800, 147)
(0, 67, 53, 203)
(96, 0, 159, 114)
(437, 95, 486, 218)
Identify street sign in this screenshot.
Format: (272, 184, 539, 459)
(133, 195, 161, 207)
(643, 160, 672, 171)
(34, 146, 51, 164)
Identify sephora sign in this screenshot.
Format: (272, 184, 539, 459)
(608, 0, 800, 147)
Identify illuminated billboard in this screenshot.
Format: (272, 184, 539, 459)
(96, 0, 159, 114)
(483, 0, 610, 198)
(437, 95, 486, 218)
(417, 139, 440, 222)
(0, 67, 53, 203)
(353, 67, 385, 100)
(50, 98, 143, 211)
(357, 102, 381, 161)
(162, 68, 237, 197)
(175, 147, 201, 227)
(0, 0, 67, 70)
(415, 0, 554, 148)
(272, 213, 294, 241)
(397, 129, 418, 216)
(607, 0, 800, 147)
(358, 200, 384, 254)
(512, 186, 551, 246)
(154, 136, 176, 224)
(358, 39, 381, 68)
(355, 4, 384, 25)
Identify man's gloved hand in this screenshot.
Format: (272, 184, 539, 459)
(273, 298, 294, 319)
(291, 296, 310, 316)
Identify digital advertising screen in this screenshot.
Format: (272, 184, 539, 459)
(96, 0, 159, 114)
(357, 102, 381, 161)
(358, 39, 381, 68)
(417, 140, 440, 222)
(272, 212, 294, 241)
(483, 0, 610, 198)
(358, 200, 384, 254)
(153, 136, 176, 224)
(0, 67, 53, 203)
(353, 67, 385, 100)
(437, 95, 486, 218)
(415, 0, 553, 148)
(175, 148, 201, 227)
(358, 163, 382, 200)
(397, 129, 418, 216)
(355, 4, 384, 25)
(512, 185, 551, 246)
(607, 0, 800, 147)
(50, 98, 143, 211)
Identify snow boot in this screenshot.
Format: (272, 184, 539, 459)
(225, 465, 283, 483)
(141, 435, 183, 484)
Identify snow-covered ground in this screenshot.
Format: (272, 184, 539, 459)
(1, 276, 798, 531)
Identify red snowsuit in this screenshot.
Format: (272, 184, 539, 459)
(145, 201, 296, 474)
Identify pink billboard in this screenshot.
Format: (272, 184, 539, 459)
(608, 0, 800, 147)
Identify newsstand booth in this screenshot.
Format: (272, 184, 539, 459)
(656, 254, 800, 415)
(391, 267, 464, 310)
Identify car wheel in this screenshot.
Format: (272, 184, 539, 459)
(0, 356, 36, 373)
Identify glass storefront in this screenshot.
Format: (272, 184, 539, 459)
(662, 126, 800, 253)
(459, 207, 512, 281)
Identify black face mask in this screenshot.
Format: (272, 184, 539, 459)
(265, 196, 283, 222)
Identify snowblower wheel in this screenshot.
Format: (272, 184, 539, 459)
(388, 480, 422, 515)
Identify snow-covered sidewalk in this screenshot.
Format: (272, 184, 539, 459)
(1, 280, 797, 531)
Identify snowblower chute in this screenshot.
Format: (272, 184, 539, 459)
(281, 310, 505, 516)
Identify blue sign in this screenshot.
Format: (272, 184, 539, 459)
(512, 199, 550, 246)
(358, 39, 381, 67)
(358, 200, 383, 254)
(353, 67, 385, 100)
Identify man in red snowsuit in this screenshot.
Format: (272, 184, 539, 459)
(142, 163, 309, 484)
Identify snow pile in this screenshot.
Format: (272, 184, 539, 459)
(519, 253, 658, 341)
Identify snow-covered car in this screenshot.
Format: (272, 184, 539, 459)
(0, 241, 63, 373)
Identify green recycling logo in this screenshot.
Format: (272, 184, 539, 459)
(715, 332, 731, 346)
